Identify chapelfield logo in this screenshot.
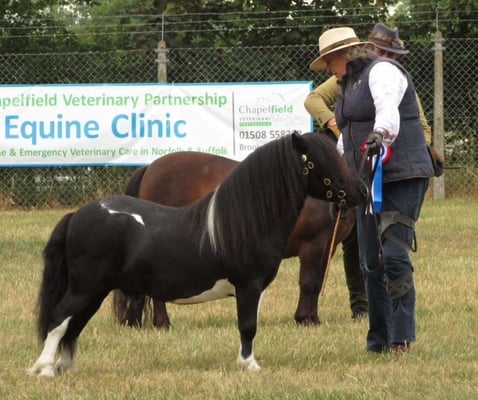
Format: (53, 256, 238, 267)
(237, 92, 295, 128)
(238, 104, 293, 115)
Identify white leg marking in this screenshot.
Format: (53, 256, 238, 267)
(236, 289, 266, 372)
(100, 201, 145, 226)
(28, 316, 72, 378)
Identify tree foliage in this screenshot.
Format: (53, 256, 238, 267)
(1, 1, 478, 54)
(390, 0, 478, 40)
(148, 0, 393, 48)
(0, 0, 95, 53)
(0, 0, 395, 53)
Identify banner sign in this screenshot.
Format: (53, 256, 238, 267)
(0, 82, 313, 166)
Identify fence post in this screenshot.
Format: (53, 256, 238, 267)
(432, 31, 445, 200)
(156, 40, 169, 83)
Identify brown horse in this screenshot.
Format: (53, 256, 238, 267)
(113, 140, 359, 328)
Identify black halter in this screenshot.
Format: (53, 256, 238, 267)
(301, 153, 347, 207)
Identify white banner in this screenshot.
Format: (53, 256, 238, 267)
(0, 82, 313, 166)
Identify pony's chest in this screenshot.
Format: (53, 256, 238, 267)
(170, 279, 236, 304)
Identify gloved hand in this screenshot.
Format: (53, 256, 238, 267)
(366, 131, 383, 156)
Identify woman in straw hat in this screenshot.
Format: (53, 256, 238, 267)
(303, 24, 432, 325)
(305, 23, 431, 144)
(309, 27, 434, 354)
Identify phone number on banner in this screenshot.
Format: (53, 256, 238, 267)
(238, 130, 303, 140)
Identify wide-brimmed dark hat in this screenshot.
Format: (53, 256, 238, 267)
(368, 23, 409, 55)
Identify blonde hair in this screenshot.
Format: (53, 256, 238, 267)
(344, 44, 375, 62)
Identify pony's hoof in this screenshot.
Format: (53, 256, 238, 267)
(38, 366, 56, 378)
(55, 362, 76, 375)
(27, 364, 56, 378)
(246, 362, 261, 372)
(237, 355, 261, 372)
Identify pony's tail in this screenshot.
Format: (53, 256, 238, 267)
(37, 212, 74, 342)
(124, 166, 147, 197)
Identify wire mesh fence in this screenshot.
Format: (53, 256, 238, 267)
(0, 36, 476, 208)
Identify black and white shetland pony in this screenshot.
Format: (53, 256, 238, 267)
(28, 132, 366, 377)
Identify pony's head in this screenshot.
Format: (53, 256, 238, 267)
(292, 132, 367, 207)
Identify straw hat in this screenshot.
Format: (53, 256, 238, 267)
(309, 27, 374, 71)
(368, 23, 409, 55)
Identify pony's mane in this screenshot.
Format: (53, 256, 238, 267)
(206, 134, 308, 267)
(183, 132, 344, 267)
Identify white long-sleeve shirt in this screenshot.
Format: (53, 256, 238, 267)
(368, 61, 408, 144)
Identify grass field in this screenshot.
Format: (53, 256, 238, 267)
(1, 199, 478, 399)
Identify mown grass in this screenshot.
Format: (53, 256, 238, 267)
(1, 199, 477, 399)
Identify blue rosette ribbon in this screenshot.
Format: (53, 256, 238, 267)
(370, 143, 391, 214)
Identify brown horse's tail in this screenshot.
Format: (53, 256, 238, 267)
(37, 212, 74, 342)
(112, 289, 130, 325)
(124, 166, 147, 197)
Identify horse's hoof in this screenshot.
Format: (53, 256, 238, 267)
(246, 363, 261, 372)
(295, 317, 321, 326)
(125, 320, 142, 328)
(27, 364, 56, 378)
(153, 321, 171, 330)
(55, 361, 76, 374)
(237, 354, 261, 372)
(38, 366, 56, 378)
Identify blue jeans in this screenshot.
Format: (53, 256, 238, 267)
(357, 178, 429, 352)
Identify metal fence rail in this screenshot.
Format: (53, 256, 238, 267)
(0, 37, 476, 208)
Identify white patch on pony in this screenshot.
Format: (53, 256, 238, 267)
(205, 188, 219, 252)
(100, 201, 145, 226)
(27, 316, 72, 378)
(171, 278, 235, 304)
(257, 291, 265, 324)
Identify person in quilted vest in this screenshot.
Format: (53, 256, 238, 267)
(304, 24, 432, 324)
(309, 26, 435, 353)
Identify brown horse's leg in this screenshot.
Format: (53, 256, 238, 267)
(294, 243, 329, 325)
(152, 299, 171, 329)
(341, 222, 368, 320)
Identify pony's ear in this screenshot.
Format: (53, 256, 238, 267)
(291, 131, 308, 154)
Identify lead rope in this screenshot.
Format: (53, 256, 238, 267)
(320, 207, 342, 296)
